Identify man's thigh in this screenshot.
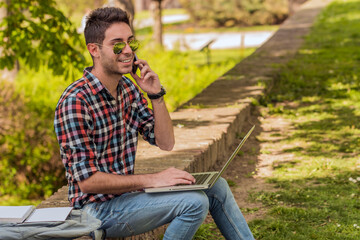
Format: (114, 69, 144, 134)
(83, 190, 208, 238)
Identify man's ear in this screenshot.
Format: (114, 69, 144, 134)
(87, 43, 100, 58)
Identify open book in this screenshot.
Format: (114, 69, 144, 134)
(0, 206, 73, 223)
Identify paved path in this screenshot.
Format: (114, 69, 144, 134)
(163, 31, 275, 50)
(135, 13, 275, 50)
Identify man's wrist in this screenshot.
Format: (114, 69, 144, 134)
(150, 96, 164, 103)
(147, 86, 166, 100)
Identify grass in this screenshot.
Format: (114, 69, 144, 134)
(250, 173, 360, 239)
(133, 46, 254, 112)
(0, 196, 42, 206)
(193, 223, 225, 240)
(247, 0, 360, 239)
(186, 48, 255, 66)
(194, 0, 360, 239)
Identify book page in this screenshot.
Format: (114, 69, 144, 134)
(25, 207, 73, 222)
(0, 205, 34, 222)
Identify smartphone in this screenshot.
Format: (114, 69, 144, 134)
(132, 53, 139, 75)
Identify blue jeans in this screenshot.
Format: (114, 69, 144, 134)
(83, 177, 254, 240)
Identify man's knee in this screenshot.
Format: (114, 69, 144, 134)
(212, 177, 229, 191)
(178, 191, 209, 219)
(208, 177, 234, 200)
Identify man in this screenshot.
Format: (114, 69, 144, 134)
(54, 7, 254, 240)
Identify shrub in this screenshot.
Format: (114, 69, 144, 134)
(0, 80, 66, 200)
(179, 0, 288, 27)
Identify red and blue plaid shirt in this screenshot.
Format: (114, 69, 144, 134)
(54, 67, 156, 208)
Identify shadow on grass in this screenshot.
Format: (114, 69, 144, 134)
(249, 171, 360, 240)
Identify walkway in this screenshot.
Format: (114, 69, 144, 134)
(135, 13, 275, 50)
(163, 31, 275, 50)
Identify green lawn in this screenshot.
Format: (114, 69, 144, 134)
(193, 0, 360, 239)
(248, 0, 360, 239)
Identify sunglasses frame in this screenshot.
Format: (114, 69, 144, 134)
(113, 39, 140, 54)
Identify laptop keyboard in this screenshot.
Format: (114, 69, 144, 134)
(176, 173, 218, 186)
(193, 173, 211, 184)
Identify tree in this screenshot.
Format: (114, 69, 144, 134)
(151, 0, 163, 47)
(0, 0, 86, 79)
(115, 0, 163, 47)
(115, 0, 136, 33)
(57, 0, 104, 16)
(0, 0, 18, 81)
(179, 0, 288, 27)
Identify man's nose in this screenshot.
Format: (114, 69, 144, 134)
(122, 42, 133, 54)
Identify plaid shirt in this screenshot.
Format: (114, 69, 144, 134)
(54, 67, 156, 209)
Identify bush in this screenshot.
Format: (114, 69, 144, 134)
(0, 80, 66, 201)
(179, 0, 288, 27)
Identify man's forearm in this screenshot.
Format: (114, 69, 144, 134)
(151, 97, 175, 151)
(78, 171, 155, 194)
(78, 168, 195, 194)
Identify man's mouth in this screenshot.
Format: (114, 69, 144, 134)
(119, 59, 132, 63)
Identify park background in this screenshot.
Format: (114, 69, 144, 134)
(0, 0, 359, 239)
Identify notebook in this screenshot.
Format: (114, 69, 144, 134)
(145, 125, 255, 193)
(0, 205, 34, 223)
(0, 206, 73, 223)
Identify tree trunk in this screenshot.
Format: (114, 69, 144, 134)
(115, 0, 135, 33)
(151, 0, 163, 47)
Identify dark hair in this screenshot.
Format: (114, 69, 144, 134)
(84, 7, 130, 45)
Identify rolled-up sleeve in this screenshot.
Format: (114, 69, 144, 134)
(55, 96, 98, 182)
(137, 92, 156, 146)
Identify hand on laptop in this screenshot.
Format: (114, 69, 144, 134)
(151, 167, 196, 187)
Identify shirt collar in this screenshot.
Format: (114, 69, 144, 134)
(83, 67, 106, 95)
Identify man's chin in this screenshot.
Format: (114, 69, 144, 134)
(118, 65, 133, 75)
(105, 68, 131, 77)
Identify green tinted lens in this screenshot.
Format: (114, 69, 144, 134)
(129, 40, 140, 51)
(113, 42, 126, 54)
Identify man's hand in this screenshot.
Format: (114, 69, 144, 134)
(78, 167, 195, 194)
(130, 57, 175, 151)
(150, 167, 196, 188)
(130, 59, 161, 95)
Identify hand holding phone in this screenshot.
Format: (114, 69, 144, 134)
(130, 56, 161, 96)
(132, 53, 139, 75)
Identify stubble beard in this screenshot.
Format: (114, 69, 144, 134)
(101, 52, 132, 77)
(102, 59, 127, 77)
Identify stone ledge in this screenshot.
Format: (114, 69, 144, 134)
(38, 0, 332, 239)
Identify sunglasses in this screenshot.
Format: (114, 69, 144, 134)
(95, 39, 140, 54)
(113, 39, 140, 54)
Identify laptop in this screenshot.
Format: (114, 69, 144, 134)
(144, 125, 255, 193)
